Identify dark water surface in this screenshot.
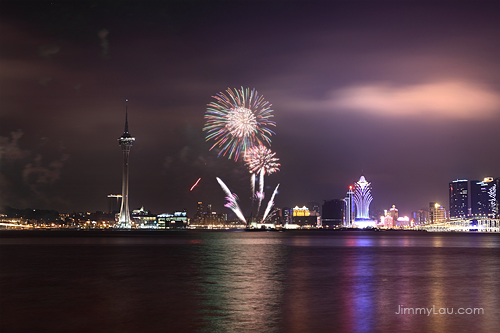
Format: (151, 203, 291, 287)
(1, 230, 499, 332)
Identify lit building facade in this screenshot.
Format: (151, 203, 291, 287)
(449, 177, 498, 219)
(470, 177, 497, 218)
(412, 209, 428, 225)
(353, 175, 376, 228)
(290, 206, 319, 228)
(344, 186, 354, 227)
(117, 103, 135, 228)
(429, 202, 446, 224)
(389, 205, 398, 223)
(131, 207, 157, 229)
(158, 211, 189, 229)
(381, 215, 394, 228)
(449, 179, 469, 218)
(495, 177, 500, 218)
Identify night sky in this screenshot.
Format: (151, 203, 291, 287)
(1, 1, 499, 218)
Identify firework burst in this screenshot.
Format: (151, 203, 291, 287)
(244, 145, 280, 212)
(244, 145, 280, 175)
(203, 87, 276, 161)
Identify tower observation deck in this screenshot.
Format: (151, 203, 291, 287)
(117, 101, 135, 228)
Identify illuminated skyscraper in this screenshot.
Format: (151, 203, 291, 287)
(449, 177, 498, 219)
(353, 175, 376, 228)
(449, 179, 469, 218)
(344, 185, 354, 226)
(117, 102, 135, 228)
(354, 175, 373, 218)
(470, 177, 497, 218)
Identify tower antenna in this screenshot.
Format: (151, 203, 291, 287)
(124, 99, 129, 134)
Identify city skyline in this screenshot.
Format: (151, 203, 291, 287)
(1, 1, 499, 217)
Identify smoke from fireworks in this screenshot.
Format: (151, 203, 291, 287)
(216, 177, 246, 224)
(244, 145, 280, 212)
(203, 87, 276, 161)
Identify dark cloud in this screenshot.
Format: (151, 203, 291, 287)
(97, 29, 109, 59)
(38, 44, 60, 59)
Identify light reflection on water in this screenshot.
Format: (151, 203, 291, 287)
(1, 230, 499, 332)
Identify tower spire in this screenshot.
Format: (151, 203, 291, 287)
(117, 99, 135, 229)
(121, 99, 132, 138)
(124, 99, 129, 134)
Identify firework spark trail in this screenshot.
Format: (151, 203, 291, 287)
(203, 87, 276, 161)
(262, 184, 280, 222)
(189, 178, 201, 191)
(257, 169, 265, 213)
(216, 177, 246, 224)
(250, 173, 256, 198)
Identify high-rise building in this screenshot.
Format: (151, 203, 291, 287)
(412, 209, 428, 225)
(495, 177, 500, 218)
(353, 175, 376, 228)
(322, 199, 344, 228)
(117, 102, 135, 228)
(107, 194, 122, 214)
(389, 205, 399, 222)
(354, 175, 373, 219)
(449, 179, 469, 218)
(449, 177, 498, 219)
(470, 177, 497, 218)
(429, 202, 446, 223)
(282, 207, 292, 225)
(344, 185, 354, 226)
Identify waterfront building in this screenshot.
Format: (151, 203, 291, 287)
(496, 177, 500, 218)
(389, 205, 398, 223)
(412, 209, 428, 225)
(158, 211, 189, 229)
(344, 185, 354, 226)
(131, 207, 157, 228)
(470, 177, 497, 218)
(107, 194, 122, 214)
(282, 207, 292, 225)
(381, 214, 394, 228)
(449, 177, 498, 219)
(429, 202, 446, 224)
(322, 199, 344, 228)
(290, 206, 319, 228)
(353, 175, 376, 228)
(449, 179, 469, 218)
(117, 102, 135, 228)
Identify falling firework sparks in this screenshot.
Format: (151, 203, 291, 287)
(203, 87, 276, 161)
(262, 184, 280, 222)
(189, 178, 201, 191)
(244, 145, 280, 212)
(216, 177, 246, 224)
